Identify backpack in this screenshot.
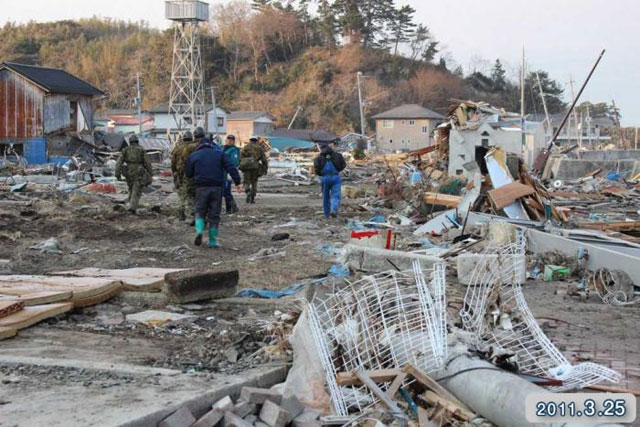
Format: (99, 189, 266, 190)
(239, 156, 259, 172)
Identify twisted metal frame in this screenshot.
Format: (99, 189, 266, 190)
(308, 261, 447, 415)
(461, 231, 621, 391)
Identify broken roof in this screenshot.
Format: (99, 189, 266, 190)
(372, 104, 445, 120)
(1, 62, 104, 96)
(227, 111, 274, 121)
(269, 128, 338, 143)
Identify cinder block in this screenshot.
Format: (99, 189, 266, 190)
(212, 396, 234, 413)
(259, 400, 290, 427)
(292, 409, 321, 427)
(233, 400, 257, 418)
(159, 406, 196, 427)
(193, 408, 224, 427)
(240, 386, 283, 405)
(280, 395, 304, 423)
(164, 269, 238, 303)
(223, 411, 252, 427)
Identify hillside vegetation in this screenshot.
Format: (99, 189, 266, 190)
(0, 0, 568, 134)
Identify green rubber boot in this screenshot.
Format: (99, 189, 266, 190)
(194, 218, 205, 246)
(208, 227, 220, 248)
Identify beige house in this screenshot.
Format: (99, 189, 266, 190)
(226, 111, 275, 144)
(372, 104, 445, 152)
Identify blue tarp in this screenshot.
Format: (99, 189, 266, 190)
(22, 138, 47, 165)
(268, 137, 315, 151)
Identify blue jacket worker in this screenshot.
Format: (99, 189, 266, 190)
(222, 135, 241, 214)
(314, 140, 347, 218)
(186, 137, 242, 248)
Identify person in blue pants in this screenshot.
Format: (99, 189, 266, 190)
(314, 140, 347, 218)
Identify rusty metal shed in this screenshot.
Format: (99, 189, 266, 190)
(0, 62, 104, 164)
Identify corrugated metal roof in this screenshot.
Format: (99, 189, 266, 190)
(1, 62, 104, 96)
(227, 111, 274, 121)
(371, 104, 445, 120)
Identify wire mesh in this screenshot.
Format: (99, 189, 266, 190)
(461, 230, 621, 392)
(308, 261, 447, 416)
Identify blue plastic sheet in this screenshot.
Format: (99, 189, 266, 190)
(328, 264, 349, 277)
(236, 282, 307, 299)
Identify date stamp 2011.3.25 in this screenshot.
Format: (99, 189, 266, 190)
(526, 393, 637, 423)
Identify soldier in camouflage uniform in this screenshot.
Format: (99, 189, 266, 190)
(115, 134, 153, 214)
(239, 135, 269, 204)
(171, 130, 198, 221)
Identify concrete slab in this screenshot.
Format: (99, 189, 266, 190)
(164, 269, 239, 304)
(340, 244, 441, 273)
(456, 254, 525, 285)
(125, 310, 197, 326)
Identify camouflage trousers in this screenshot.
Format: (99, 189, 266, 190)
(177, 183, 196, 215)
(126, 179, 144, 212)
(243, 171, 259, 197)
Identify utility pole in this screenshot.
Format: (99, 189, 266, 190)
(208, 86, 217, 138)
(611, 99, 623, 148)
(569, 75, 581, 148)
(586, 103, 592, 147)
(520, 48, 526, 157)
(635, 127, 638, 150)
(288, 106, 303, 129)
(357, 71, 368, 150)
(536, 72, 551, 132)
(136, 73, 142, 134)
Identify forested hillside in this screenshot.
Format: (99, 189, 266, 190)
(0, 0, 567, 134)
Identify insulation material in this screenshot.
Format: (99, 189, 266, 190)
(308, 261, 447, 416)
(460, 230, 621, 391)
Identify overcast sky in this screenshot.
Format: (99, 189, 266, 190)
(2, 0, 638, 126)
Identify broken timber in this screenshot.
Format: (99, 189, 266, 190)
(423, 192, 462, 208)
(336, 369, 400, 386)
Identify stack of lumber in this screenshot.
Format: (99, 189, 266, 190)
(0, 267, 182, 341)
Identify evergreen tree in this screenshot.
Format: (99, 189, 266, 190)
(359, 0, 393, 48)
(388, 4, 415, 55)
(409, 24, 438, 63)
(490, 59, 508, 92)
(333, 0, 365, 43)
(251, 0, 272, 11)
(318, 0, 338, 48)
(524, 70, 566, 114)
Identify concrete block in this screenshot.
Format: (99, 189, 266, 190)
(193, 408, 223, 427)
(164, 269, 239, 303)
(292, 409, 321, 427)
(159, 406, 196, 427)
(212, 396, 234, 413)
(280, 395, 304, 423)
(259, 400, 290, 427)
(223, 411, 252, 427)
(240, 386, 283, 405)
(340, 244, 440, 273)
(126, 310, 196, 326)
(456, 253, 525, 285)
(243, 415, 257, 424)
(255, 423, 270, 427)
(232, 401, 256, 418)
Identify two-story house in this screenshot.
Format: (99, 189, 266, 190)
(226, 111, 275, 144)
(372, 104, 445, 152)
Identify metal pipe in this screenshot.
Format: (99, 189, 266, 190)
(546, 49, 606, 150)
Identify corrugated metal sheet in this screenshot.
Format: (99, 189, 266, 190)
(0, 69, 44, 139)
(44, 94, 71, 133)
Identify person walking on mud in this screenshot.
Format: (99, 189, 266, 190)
(239, 136, 269, 204)
(185, 136, 242, 248)
(314, 139, 346, 219)
(171, 130, 198, 221)
(115, 134, 153, 214)
(222, 135, 240, 213)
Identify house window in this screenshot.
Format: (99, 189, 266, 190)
(421, 126, 428, 134)
(456, 169, 464, 175)
(481, 138, 489, 147)
(401, 120, 405, 125)
(409, 120, 415, 126)
(383, 120, 394, 129)
(389, 139, 393, 144)
(217, 117, 224, 127)
(459, 154, 466, 160)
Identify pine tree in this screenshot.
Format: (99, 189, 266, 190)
(388, 5, 415, 55)
(524, 70, 566, 114)
(318, 0, 338, 48)
(251, 0, 271, 11)
(333, 0, 365, 44)
(359, 0, 393, 48)
(409, 24, 438, 62)
(490, 59, 508, 92)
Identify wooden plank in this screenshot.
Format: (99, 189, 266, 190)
(354, 371, 403, 414)
(403, 364, 470, 412)
(336, 369, 400, 386)
(72, 284, 122, 308)
(584, 384, 640, 397)
(0, 303, 72, 330)
(0, 281, 121, 300)
(487, 182, 535, 210)
(0, 326, 17, 340)
(424, 192, 461, 208)
(423, 391, 475, 422)
(578, 221, 640, 232)
(51, 268, 183, 292)
(0, 301, 24, 319)
(387, 371, 408, 399)
(0, 290, 73, 306)
(418, 407, 437, 427)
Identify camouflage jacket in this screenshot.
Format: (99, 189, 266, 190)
(171, 140, 198, 186)
(116, 143, 152, 183)
(240, 142, 269, 168)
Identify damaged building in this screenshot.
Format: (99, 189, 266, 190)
(0, 62, 104, 165)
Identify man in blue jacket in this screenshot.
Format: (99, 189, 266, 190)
(222, 135, 240, 214)
(186, 137, 242, 248)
